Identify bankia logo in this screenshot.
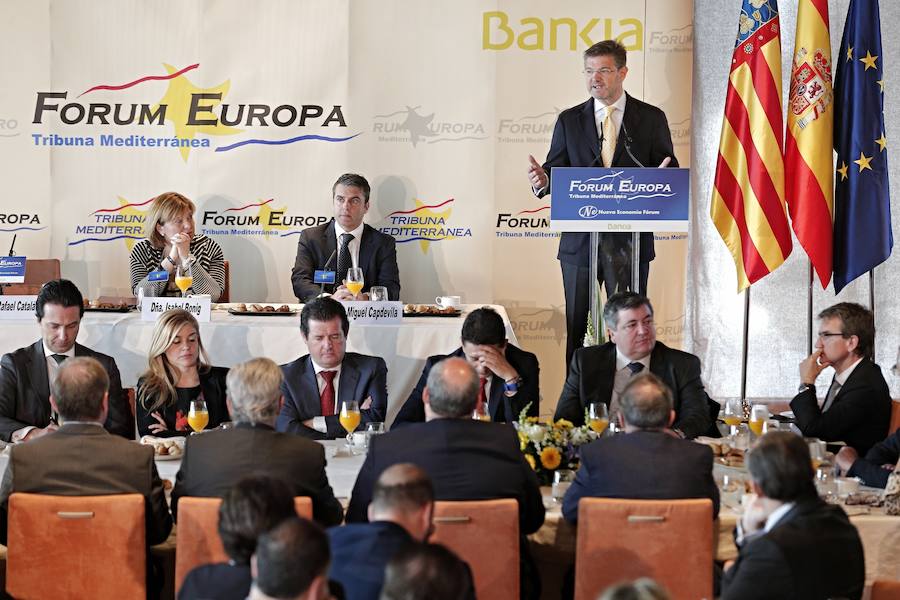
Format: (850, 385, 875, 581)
(31, 63, 359, 161)
(495, 204, 558, 240)
(371, 106, 488, 147)
(68, 197, 150, 250)
(201, 198, 329, 239)
(378, 198, 472, 253)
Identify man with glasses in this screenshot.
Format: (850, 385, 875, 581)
(526, 39, 678, 369)
(291, 173, 400, 302)
(791, 302, 891, 455)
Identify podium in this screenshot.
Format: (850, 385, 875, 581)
(549, 167, 690, 344)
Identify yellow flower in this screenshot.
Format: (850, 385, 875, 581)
(555, 419, 574, 429)
(525, 454, 537, 470)
(540, 446, 562, 470)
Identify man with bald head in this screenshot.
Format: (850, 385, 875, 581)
(328, 464, 435, 600)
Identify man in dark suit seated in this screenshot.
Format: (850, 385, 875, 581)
(836, 428, 900, 489)
(554, 292, 710, 439)
(276, 297, 387, 440)
(791, 302, 891, 455)
(172, 357, 343, 526)
(249, 517, 331, 600)
(291, 172, 400, 302)
(328, 463, 435, 600)
(393, 306, 539, 425)
(0, 278, 133, 442)
(0, 356, 172, 547)
(562, 373, 719, 523)
(721, 432, 864, 600)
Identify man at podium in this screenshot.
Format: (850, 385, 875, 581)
(527, 39, 678, 368)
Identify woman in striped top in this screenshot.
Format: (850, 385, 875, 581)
(130, 192, 225, 301)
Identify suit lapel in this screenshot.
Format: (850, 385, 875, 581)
(28, 341, 52, 422)
(579, 99, 601, 166)
(648, 343, 670, 382)
(358, 225, 375, 284)
(596, 343, 617, 405)
(831, 359, 870, 406)
(488, 374, 504, 421)
(338, 355, 360, 411)
(300, 357, 324, 416)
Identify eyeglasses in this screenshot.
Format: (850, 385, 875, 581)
(584, 67, 619, 76)
(817, 332, 847, 340)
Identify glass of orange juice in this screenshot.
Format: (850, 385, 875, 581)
(588, 402, 609, 435)
(187, 398, 208, 433)
(724, 398, 743, 437)
(749, 403, 769, 437)
(345, 267, 364, 299)
(175, 263, 193, 298)
(339, 399, 361, 446)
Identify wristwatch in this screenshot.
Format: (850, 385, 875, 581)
(798, 383, 815, 393)
(503, 376, 522, 397)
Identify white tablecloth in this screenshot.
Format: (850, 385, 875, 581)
(0, 304, 517, 425)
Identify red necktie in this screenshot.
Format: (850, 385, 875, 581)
(320, 370, 337, 416)
(476, 376, 487, 416)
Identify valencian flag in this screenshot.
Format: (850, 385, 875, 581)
(785, 0, 833, 287)
(832, 0, 892, 292)
(711, 0, 792, 291)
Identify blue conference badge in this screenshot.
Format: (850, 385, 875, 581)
(549, 167, 690, 232)
(314, 270, 336, 284)
(147, 269, 169, 282)
(0, 256, 27, 283)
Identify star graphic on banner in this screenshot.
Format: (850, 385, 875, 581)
(836, 161, 849, 181)
(846, 46, 853, 62)
(151, 63, 242, 162)
(854, 152, 873, 172)
(877, 79, 885, 93)
(876, 134, 887, 152)
(399, 107, 438, 147)
(105, 197, 148, 252)
(859, 51, 878, 71)
(412, 199, 452, 253)
(258, 202, 290, 236)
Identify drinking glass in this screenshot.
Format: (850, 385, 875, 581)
(339, 400, 361, 446)
(749, 404, 769, 437)
(552, 470, 575, 503)
(471, 405, 490, 421)
(345, 267, 364, 299)
(588, 402, 609, 435)
(364, 421, 385, 450)
(175, 263, 193, 298)
(369, 286, 388, 302)
(187, 399, 208, 433)
(808, 439, 827, 470)
(723, 398, 743, 437)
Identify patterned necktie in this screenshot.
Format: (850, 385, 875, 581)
(822, 378, 842, 412)
(320, 371, 337, 417)
(600, 106, 617, 167)
(51, 354, 67, 365)
(475, 376, 488, 417)
(627, 361, 644, 376)
(336, 233, 354, 286)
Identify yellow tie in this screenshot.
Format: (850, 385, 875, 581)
(601, 106, 617, 167)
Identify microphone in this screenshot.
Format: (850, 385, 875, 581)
(620, 122, 645, 168)
(8, 234, 16, 257)
(319, 248, 337, 296)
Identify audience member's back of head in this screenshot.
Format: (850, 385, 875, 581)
(379, 543, 474, 600)
(619, 373, 673, 430)
(371, 463, 434, 515)
(425, 357, 479, 418)
(219, 476, 296, 565)
(599, 578, 671, 600)
(254, 517, 329, 599)
(460, 307, 506, 346)
(747, 431, 817, 502)
(226, 357, 284, 424)
(52, 357, 109, 422)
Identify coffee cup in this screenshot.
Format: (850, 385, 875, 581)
(435, 295, 461, 309)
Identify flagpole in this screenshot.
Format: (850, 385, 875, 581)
(870, 268, 876, 361)
(740, 286, 750, 411)
(807, 261, 814, 355)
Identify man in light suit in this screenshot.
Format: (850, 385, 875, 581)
(562, 373, 719, 523)
(0, 356, 172, 547)
(276, 297, 387, 440)
(172, 358, 343, 526)
(555, 292, 710, 439)
(0, 278, 133, 442)
(291, 173, 401, 302)
(526, 40, 679, 368)
(393, 306, 539, 425)
(791, 302, 891, 455)
(721, 432, 864, 600)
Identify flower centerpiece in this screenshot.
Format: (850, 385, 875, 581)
(516, 403, 600, 485)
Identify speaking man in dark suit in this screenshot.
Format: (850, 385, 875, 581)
(393, 306, 539, 425)
(172, 357, 343, 526)
(328, 464, 434, 600)
(0, 279, 133, 442)
(721, 432, 864, 600)
(277, 297, 387, 440)
(562, 373, 719, 523)
(791, 302, 891, 456)
(526, 40, 678, 367)
(555, 292, 710, 439)
(291, 173, 401, 302)
(0, 356, 172, 547)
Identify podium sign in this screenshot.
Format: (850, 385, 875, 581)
(141, 297, 212, 322)
(0, 256, 27, 283)
(340, 301, 403, 325)
(549, 167, 690, 232)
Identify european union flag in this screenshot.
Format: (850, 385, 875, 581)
(833, 0, 892, 293)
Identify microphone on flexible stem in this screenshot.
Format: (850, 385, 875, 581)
(621, 122, 645, 168)
(8, 234, 16, 256)
(319, 248, 337, 296)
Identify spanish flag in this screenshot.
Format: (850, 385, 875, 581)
(785, 0, 834, 288)
(711, 1, 793, 291)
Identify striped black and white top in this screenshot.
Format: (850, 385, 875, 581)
(129, 235, 226, 301)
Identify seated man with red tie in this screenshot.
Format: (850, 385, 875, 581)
(276, 297, 387, 440)
(393, 306, 539, 425)
(554, 291, 710, 439)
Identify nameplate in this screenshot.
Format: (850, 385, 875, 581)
(141, 297, 211, 322)
(0, 256, 27, 283)
(314, 270, 336, 284)
(340, 301, 403, 324)
(0, 295, 37, 319)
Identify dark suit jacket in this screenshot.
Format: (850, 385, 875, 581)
(848, 428, 900, 488)
(721, 498, 864, 600)
(540, 94, 679, 267)
(178, 562, 251, 600)
(276, 353, 388, 440)
(0, 423, 172, 546)
(392, 345, 539, 426)
(562, 430, 719, 523)
(346, 418, 545, 534)
(170, 422, 342, 526)
(291, 219, 401, 302)
(791, 358, 891, 455)
(328, 521, 415, 600)
(554, 341, 710, 439)
(135, 366, 230, 438)
(0, 340, 133, 442)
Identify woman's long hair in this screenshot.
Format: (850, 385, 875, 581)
(138, 309, 211, 413)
